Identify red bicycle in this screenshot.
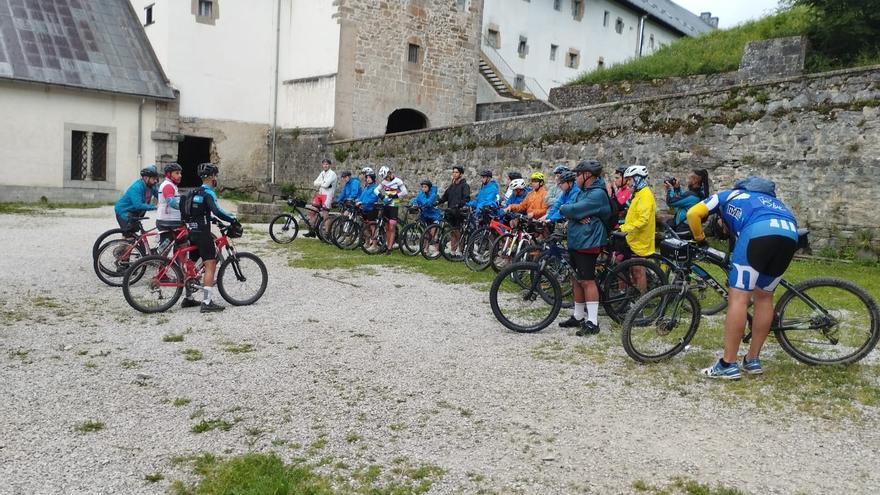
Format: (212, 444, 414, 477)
(93, 219, 188, 287)
(121, 221, 267, 313)
(464, 211, 511, 271)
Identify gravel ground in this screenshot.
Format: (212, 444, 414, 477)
(1, 206, 878, 495)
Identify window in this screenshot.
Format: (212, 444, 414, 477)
(566, 49, 580, 69)
(603, 11, 609, 27)
(615, 17, 624, 34)
(514, 74, 525, 91)
(144, 4, 154, 26)
(572, 0, 584, 21)
(456, 0, 468, 10)
(553, 0, 562, 10)
(407, 43, 420, 64)
(550, 44, 558, 61)
(70, 131, 108, 182)
(649, 34, 655, 50)
(198, 0, 213, 17)
(486, 28, 500, 49)
(597, 56, 605, 69)
(517, 36, 528, 58)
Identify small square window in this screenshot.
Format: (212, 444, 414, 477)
(514, 74, 525, 91)
(572, 0, 584, 21)
(615, 17, 624, 34)
(198, 0, 213, 18)
(603, 11, 609, 27)
(407, 43, 420, 64)
(518, 36, 528, 58)
(550, 44, 558, 61)
(553, 0, 562, 10)
(486, 29, 500, 49)
(144, 4, 154, 26)
(70, 130, 108, 182)
(566, 50, 580, 69)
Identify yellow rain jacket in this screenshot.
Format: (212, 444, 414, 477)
(620, 187, 656, 256)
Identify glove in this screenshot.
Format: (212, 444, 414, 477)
(383, 197, 392, 205)
(696, 238, 709, 248)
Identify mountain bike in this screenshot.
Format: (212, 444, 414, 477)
(93, 221, 188, 287)
(621, 236, 880, 365)
(122, 221, 267, 313)
(91, 214, 150, 262)
(420, 206, 480, 262)
(398, 206, 439, 256)
(490, 214, 544, 272)
(268, 196, 329, 244)
(359, 204, 391, 255)
(464, 209, 510, 271)
(328, 200, 363, 250)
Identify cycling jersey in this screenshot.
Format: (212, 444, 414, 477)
(546, 183, 580, 222)
(185, 184, 236, 233)
(335, 177, 362, 204)
(156, 178, 180, 223)
(380, 177, 407, 207)
(410, 186, 442, 223)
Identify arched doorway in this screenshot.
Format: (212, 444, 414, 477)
(385, 109, 428, 134)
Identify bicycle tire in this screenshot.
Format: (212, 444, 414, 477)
(92, 227, 127, 261)
(489, 261, 563, 333)
(398, 223, 425, 256)
(440, 226, 466, 262)
(361, 223, 387, 255)
(621, 284, 701, 363)
(333, 216, 362, 250)
(490, 233, 518, 272)
(774, 277, 880, 365)
(464, 228, 495, 271)
(601, 257, 668, 323)
(121, 255, 184, 313)
(217, 252, 268, 306)
(93, 238, 148, 287)
(269, 214, 299, 244)
(420, 224, 443, 260)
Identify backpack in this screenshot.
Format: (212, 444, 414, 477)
(605, 189, 621, 233)
(179, 188, 205, 221)
(733, 176, 776, 197)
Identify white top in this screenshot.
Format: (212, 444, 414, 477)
(156, 178, 180, 222)
(313, 169, 337, 207)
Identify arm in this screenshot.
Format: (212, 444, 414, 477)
(313, 173, 323, 188)
(321, 171, 336, 189)
(687, 202, 710, 242)
(161, 183, 179, 209)
(205, 190, 236, 223)
(619, 194, 651, 234)
(560, 190, 601, 220)
(128, 182, 157, 211)
(397, 181, 408, 199)
(667, 189, 698, 208)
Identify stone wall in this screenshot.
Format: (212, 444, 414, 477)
(276, 66, 880, 248)
(476, 100, 556, 121)
(333, 0, 484, 139)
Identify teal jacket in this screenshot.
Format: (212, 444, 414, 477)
(559, 178, 611, 250)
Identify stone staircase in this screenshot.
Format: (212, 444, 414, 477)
(478, 53, 534, 101)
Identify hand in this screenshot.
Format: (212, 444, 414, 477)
(696, 238, 709, 247)
(664, 182, 671, 190)
(579, 217, 591, 225)
(383, 197, 391, 205)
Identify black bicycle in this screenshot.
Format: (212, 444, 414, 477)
(621, 235, 880, 365)
(268, 196, 329, 244)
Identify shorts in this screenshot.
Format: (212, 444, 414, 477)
(312, 194, 328, 209)
(569, 250, 599, 281)
(729, 219, 798, 292)
(188, 231, 217, 261)
(383, 205, 399, 223)
(362, 209, 378, 222)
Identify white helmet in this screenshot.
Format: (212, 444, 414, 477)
(623, 165, 648, 179)
(361, 166, 374, 175)
(510, 178, 527, 190)
(379, 166, 391, 177)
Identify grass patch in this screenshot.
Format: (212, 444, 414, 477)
(633, 476, 747, 495)
(283, 237, 497, 287)
(163, 333, 185, 343)
(0, 200, 112, 215)
(191, 418, 234, 434)
(173, 397, 192, 407)
(75, 420, 105, 434)
(144, 472, 164, 483)
(221, 341, 255, 354)
(181, 348, 204, 361)
(346, 432, 362, 444)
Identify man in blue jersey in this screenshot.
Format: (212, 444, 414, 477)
(114, 166, 159, 233)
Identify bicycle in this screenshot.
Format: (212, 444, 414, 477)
(398, 206, 439, 256)
(620, 235, 880, 365)
(359, 204, 392, 255)
(420, 206, 479, 262)
(489, 214, 544, 272)
(93, 218, 188, 287)
(91, 214, 150, 262)
(122, 221, 268, 313)
(328, 200, 364, 250)
(268, 196, 329, 244)
(464, 209, 510, 271)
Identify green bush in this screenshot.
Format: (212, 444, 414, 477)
(788, 0, 880, 71)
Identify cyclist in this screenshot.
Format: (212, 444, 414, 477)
(467, 169, 500, 213)
(378, 166, 407, 255)
(502, 171, 528, 205)
(334, 171, 362, 206)
(437, 165, 471, 254)
(410, 179, 442, 224)
(618, 165, 656, 292)
(687, 177, 798, 379)
(355, 172, 382, 251)
(606, 166, 633, 228)
(558, 160, 611, 335)
(183, 163, 240, 313)
(504, 178, 528, 208)
(505, 172, 548, 219)
(665, 169, 710, 230)
(305, 158, 337, 238)
(114, 165, 159, 234)
(156, 163, 184, 248)
(544, 165, 569, 206)
(543, 171, 580, 222)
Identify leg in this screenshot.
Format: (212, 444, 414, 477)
(746, 288, 775, 360)
(386, 220, 396, 250)
(722, 288, 751, 363)
(631, 263, 647, 293)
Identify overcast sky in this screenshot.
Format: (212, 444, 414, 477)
(674, 0, 784, 29)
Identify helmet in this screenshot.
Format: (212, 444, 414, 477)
(574, 160, 602, 176)
(553, 165, 570, 174)
(379, 166, 391, 177)
(479, 169, 493, 177)
(615, 166, 627, 175)
(559, 171, 577, 183)
(163, 163, 182, 174)
(361, 166, 374, 175)
(510, 178, 527, 190)
(364, 173, 376, 183)
(507, 171, 523, 180)
(420, 179, 433, 189)
(198, 163, 219, 178)
(623, 165, 648, 179)
(530, 172, 545, 182)
(140, 165, 158, 178)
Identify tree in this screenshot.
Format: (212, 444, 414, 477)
(788, 0, 880, 66)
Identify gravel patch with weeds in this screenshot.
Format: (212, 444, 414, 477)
(0, 207, 878, 494)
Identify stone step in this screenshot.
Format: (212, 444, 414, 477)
(237, 202, 285, 223)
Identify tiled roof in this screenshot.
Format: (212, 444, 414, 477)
(623, 0, 715, 37)
(0, 0, 174, 99)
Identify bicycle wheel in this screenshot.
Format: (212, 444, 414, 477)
(398, 223, 425, 256)
(420, 224, 443, 260)
(269, 214, 299, 244)
(464, 228, 495, 271)
(217, 252, 268, 306)
(316, 216, 333, 244)
(774, 278, 880, 365)
(93, 238, 147, 287)
(121, 255, 184, 313)
(333, 217, 362, 250)
(490, 233, 518, 272)
(92, 228, 127, 262)
(361, 224, 386, 255)
(681, 262, 728, 316)
(621, 285, 701, 363)
(601, 258, 668, 323)
(490, 262, 562, 333)
(440, 226, 465, 262)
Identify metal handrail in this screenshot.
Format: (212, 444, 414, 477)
(481, 42, 549, 100)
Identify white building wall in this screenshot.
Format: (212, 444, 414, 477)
(0, 82, 157, 195)
(480, 0, 688, 101)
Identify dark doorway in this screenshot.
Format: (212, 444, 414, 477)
(177, 136, 212, 187)
(385, 109, 428, 134)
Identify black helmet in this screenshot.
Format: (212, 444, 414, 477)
(615, 166, 627, 175)
(420, 179, 433, 189)
(559, 171, 577, 183)
(507, 171, 523, 180)
(574, 159, 602, 176)
(364, 172, 376, 183)
(140, 165, 158, 178)
(479, 169, 493, 177)
(163, 162, 182, 174)
(198, 163, 219, 178)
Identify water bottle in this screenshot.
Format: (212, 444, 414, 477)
(157, 238, 171, 255)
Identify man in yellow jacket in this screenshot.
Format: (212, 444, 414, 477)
(619, 165, 656, 291)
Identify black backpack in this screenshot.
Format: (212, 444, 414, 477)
(179, 188, 205, 222)
(605, 189, 621, 233)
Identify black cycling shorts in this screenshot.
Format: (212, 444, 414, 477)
(569, 251, 599, 281)
(362, 209, 378, 222)
(383, 205, 399, 222)
(445, 208, 465, 228)
(188, 231, 216, 261)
